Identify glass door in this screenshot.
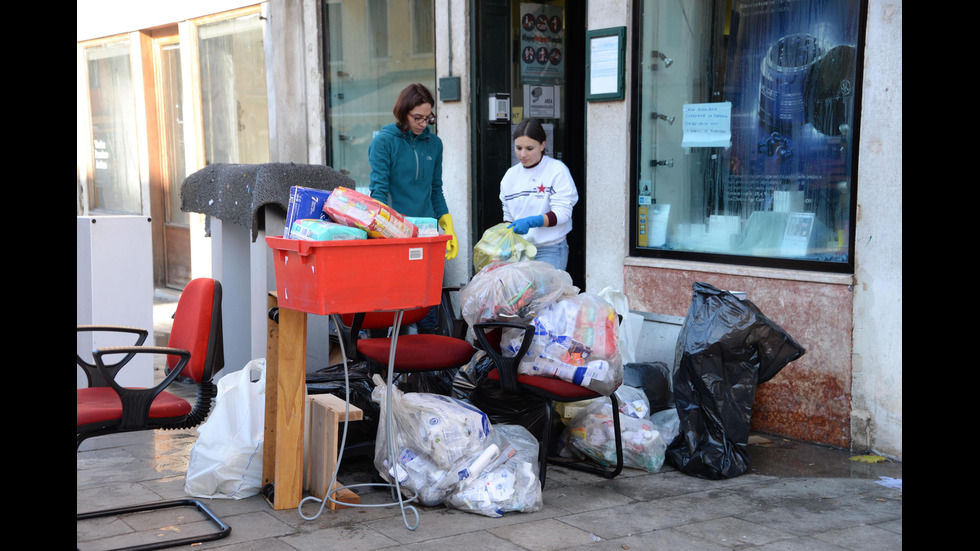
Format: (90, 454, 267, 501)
(154, 33, 191, 289)
(510, 0, 587, 287)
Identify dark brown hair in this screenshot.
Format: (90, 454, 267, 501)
(512, 118, 547, 144)
(393, 83, 435, 131)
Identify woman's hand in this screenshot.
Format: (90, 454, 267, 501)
(439, 214, 459, 259)
(507, 215, 545, 235)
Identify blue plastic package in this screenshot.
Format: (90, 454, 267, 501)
(284, 186, 332, 238)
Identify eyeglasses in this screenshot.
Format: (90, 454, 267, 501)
(409, 112, 436, 125)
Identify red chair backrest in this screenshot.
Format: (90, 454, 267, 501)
(167, 278, 219, 383)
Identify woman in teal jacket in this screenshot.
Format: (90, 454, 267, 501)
(369, 83, 458, 260)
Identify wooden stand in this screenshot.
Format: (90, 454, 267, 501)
(265, 292, 361, 510)
(306, 394, 362, 509)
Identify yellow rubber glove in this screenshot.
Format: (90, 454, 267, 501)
(438, 213, 459, 260)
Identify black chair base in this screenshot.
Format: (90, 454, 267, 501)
(77, 498, 230, 551)
(537, 393, 624, 488)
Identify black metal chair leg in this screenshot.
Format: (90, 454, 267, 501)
(77, 498, 231, 551)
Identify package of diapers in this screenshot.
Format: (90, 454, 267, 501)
(322, 187, 418, 239)
(290, 219, 367, 241)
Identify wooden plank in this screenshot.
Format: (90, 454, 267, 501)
(307, 394, 363, 509)
(311, 393, 364, 422)
(262, 293, 280, 494)
(273, 305, 307, 510)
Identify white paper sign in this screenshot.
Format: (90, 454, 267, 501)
(589, 35, 620, 95)
(681, 102, 732, 148)
(524, 85, 561, 119)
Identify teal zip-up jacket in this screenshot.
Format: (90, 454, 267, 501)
(368, 123, 449, 220)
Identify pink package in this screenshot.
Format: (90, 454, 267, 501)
(322, 187, 418, 239)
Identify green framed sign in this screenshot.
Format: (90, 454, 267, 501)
(585, 26, 626, 101)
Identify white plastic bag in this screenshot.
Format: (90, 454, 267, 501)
(371, 375, 493, 506)
(184, 359, 266, 499)
(501, 293, 623, 396)
(597, 286, 641, 365)
(445, 424, 543, 517)
(557, 395, 680, 473)
(460, 260, 579, 327)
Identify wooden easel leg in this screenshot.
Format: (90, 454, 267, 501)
(262, 293, 280, 507)
(272, 305, 307, 510)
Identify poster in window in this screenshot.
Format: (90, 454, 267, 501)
(520, 3, 564, 84)
(721, 0, 861, 260)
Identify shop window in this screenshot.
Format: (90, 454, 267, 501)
(324, 0, 436, 192)
(82, 38, 142, 215)
(197, 11, 270, 166)
(630, 0, 865, 272)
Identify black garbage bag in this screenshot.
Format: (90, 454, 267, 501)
(666, 282, 805, 479)
(623, 361, 674, 414)
(399, 367, 462, 396)
(454, 350, 552, 441)
(306, 361, 380, 456)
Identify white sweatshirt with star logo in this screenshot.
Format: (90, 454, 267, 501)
(499, 155, 579, 247)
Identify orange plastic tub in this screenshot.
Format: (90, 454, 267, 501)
(266, 235, 450, 315)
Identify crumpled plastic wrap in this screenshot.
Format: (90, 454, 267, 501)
(557, 389, 680, 473)
(460, 260, 578, 327)
(472, 223, 537, 272)
(444, 423, 543, 518)
(371, 377, 543, 515)
(500, 292, 623, 396)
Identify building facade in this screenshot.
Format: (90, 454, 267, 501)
(77, 0, 902, 459)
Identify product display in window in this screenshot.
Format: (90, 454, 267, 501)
(632, 0, 860, 268)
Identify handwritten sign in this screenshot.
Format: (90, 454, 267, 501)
(681, 102, 732, 148)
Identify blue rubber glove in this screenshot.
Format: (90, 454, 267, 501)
(508, 215, 545, 235)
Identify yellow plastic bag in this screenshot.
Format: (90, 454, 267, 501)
(472, 223, 537, 272)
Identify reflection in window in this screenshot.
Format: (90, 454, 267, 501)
(412, 0, 434, 55)
(198, 12, 270, 166)
(326, 1, 344, 63)
(159, 42, 189, 227)
(85, 39, 142, 214)
(632, 0, 861, 269)
(326, 0, 435, 193)
(368, 0, 389, 59)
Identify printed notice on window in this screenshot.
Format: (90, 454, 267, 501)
(681, 102, 732, 148)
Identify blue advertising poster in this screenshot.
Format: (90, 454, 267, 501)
(720, 0, 861, 256)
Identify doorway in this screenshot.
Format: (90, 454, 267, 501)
(148, 26, 191, 291)
(473, 0, 587, 290)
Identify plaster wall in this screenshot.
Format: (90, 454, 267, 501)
(436, 0, 475, 288)
(850, 0, 902, 459)
(584, 0, 632, 294)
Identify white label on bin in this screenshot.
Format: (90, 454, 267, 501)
(408, 247, 424, 261)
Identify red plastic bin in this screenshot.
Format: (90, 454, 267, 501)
(266, 235, 450, 315)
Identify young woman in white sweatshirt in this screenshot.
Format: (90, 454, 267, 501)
(499, 118, 579, 271)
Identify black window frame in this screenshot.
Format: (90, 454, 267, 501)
(627, 0, 869, 274)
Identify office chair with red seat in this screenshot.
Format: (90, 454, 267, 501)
(331, 293, 475, 393)
(76, 277, 230, 550)
(471, 320, 623, 489)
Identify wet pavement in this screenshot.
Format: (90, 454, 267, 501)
(76, 293, 902, 550)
